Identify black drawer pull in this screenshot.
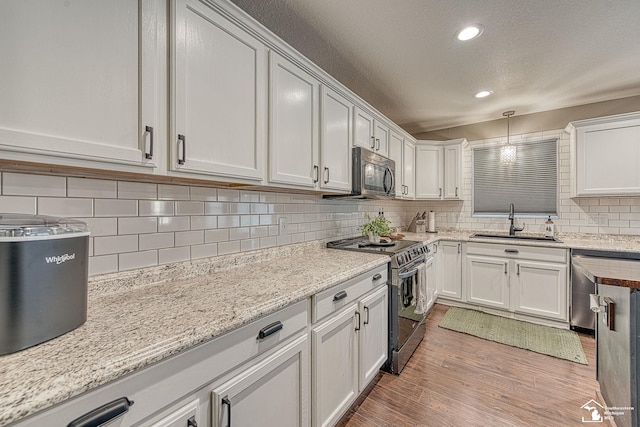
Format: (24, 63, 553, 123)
(67, 397, 133, 427)
(222, 397, 231, 427)
(504, 249, 519, 254)
(257, 321, 283, 340)
(333, 290, 348, 302)
(372, 273, 382, 281)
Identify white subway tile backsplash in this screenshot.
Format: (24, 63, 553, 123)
(176, 201, 204, 216)
(118, 217, 157, 235)
(139, 200, 175, 216)
(158, 216, 190, 232)
(229, 227, 250, 240)
(240, 238, 260, 252)
(0, 196, 36, 214)
(217, 189, 239, 202)
(191, 243, 218, 259)
(218, 215, 240, 228)
(94, 235, 138, 255)
(239, 191, 259, 203)
(67, 178, 117, 198)
(159, 246, 190, 265)
(175, 230, 204, 247)
(95, 199, 138, 217)
(230, 203, 250, 215)
(218, 240, 240, 255)
(190, 216, 218, 230)
(81, 218, 117, 237)
(250, 226, 269, 238)
(89, 255, 118, 276)
(205, 202, 229, 215)
(190, 186, 217, 201)
(118, 250, 158, 271)
(205, 229, 229, 243)
(118, 181, 157, 200)
(139, 233, 174, 250)
(38, 197, 93, 217)
(158, 184, 190, 200)
(3, 173, 66, 197)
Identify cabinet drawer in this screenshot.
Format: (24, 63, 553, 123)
(466, 242, 567, 263)
(312, 265, 387, 323)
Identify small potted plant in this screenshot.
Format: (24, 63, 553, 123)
(360, 213, 392, 243)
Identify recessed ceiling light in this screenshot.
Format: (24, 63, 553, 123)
(456, 24, 484, 41)
(475, 90, 492, 98)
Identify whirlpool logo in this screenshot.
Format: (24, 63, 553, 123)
(45, 253, 76, 265)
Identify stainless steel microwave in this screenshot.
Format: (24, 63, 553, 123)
(351, 147, 395, 199)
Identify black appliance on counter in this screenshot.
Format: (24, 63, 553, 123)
(327, 236, 429, 373)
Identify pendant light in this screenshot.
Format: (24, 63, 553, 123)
(500, 110, 516, 164)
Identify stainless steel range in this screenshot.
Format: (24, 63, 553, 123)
(327, 236, 429, 373)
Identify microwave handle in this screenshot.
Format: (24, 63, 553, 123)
(383, 167, 394, 195)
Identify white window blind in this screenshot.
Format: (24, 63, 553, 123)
(473, 138, 558, 216)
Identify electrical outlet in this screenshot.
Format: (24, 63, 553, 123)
(278, 217, 288, 233)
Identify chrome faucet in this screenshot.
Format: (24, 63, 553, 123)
(508, 203, 525, 236)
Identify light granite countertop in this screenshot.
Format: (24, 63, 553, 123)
(0, 242, 388, 426)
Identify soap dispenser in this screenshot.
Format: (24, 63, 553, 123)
(545, 216, 555, 237)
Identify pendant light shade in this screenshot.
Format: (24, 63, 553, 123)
(500, 110, 517, 164)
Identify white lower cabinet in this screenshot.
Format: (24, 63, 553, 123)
(149, 399, 199, 427)
(311, 267, 388, 427)
(438, 241, 463, 300)
(466, 254, 510, 310)
(464, 242, 569, 324)
(210, 334, 309, 427)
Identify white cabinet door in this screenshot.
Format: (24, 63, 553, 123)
(403, 141, 416, 199)
(443, 144, 461, 199)
(312, 304, 358, 427)
(389, 132, 404, 196)
(353, 107, 375, 151)
(0, 0, 161, 172)
(320, 86, 352, 192)
(513, 260, 567, 321)
(358, 286, 388, 391)
(439, 241, 463, 300)
(149, 400, 199, 427)
(211, 335, 309, 427)
(415, 145, 443, 199)
(572, 113, 640, 196)
(373, 120, 390, 157)
(269, 52, 319, 188)
(172, 0, 266, 182)
(466, 255, 510, 310)
(425, 253, 437, 311)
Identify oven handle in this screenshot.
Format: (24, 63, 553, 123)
(398, 268, 419, 279)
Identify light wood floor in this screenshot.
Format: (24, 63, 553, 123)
(338, 304, 599, 427)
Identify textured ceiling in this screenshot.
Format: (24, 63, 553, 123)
(229, 0, 640, 134)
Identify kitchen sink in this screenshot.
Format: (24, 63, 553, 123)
(470, 233, 562, 243)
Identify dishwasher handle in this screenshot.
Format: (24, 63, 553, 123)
(67, 397, 134, 427)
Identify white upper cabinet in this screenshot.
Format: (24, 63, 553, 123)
(403, 141, 416, 199)
(389, 132, 415, 199)
(353, 107, 389, 157)
(0, 0, 162, 173)
(373, 120, 390, 157)
(268, 52, 320, 188)
(415, 144, 443, 199)
(353, 107, 376, 152)
(320, 86, 352, 192)
(171, 0, 266, 182)
(415, 140, 463, 200)
(567, 111, 640, 197)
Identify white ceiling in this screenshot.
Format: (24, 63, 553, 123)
(229, 0, 640, 134)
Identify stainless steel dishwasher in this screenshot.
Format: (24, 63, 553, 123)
(570, 249, 640, 334)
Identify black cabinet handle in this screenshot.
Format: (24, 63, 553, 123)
(504, 249, 519, 254)
(313, 165, 319, 183)
(364, 306, 370, 325)
(222, 397, 231, 427)
(333, 290, 348, 302)
(144, 125, 154, 159)
(257, 321, 283, 340)
(177, 134, 186, 165)
(187, 416, 198, 427)
(372, 273, 382, 281)
(355, 311, 361, 331)
(67, 397, 133, 427)
(324, 167, 330, 184)
(370, 136, 375, 149)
